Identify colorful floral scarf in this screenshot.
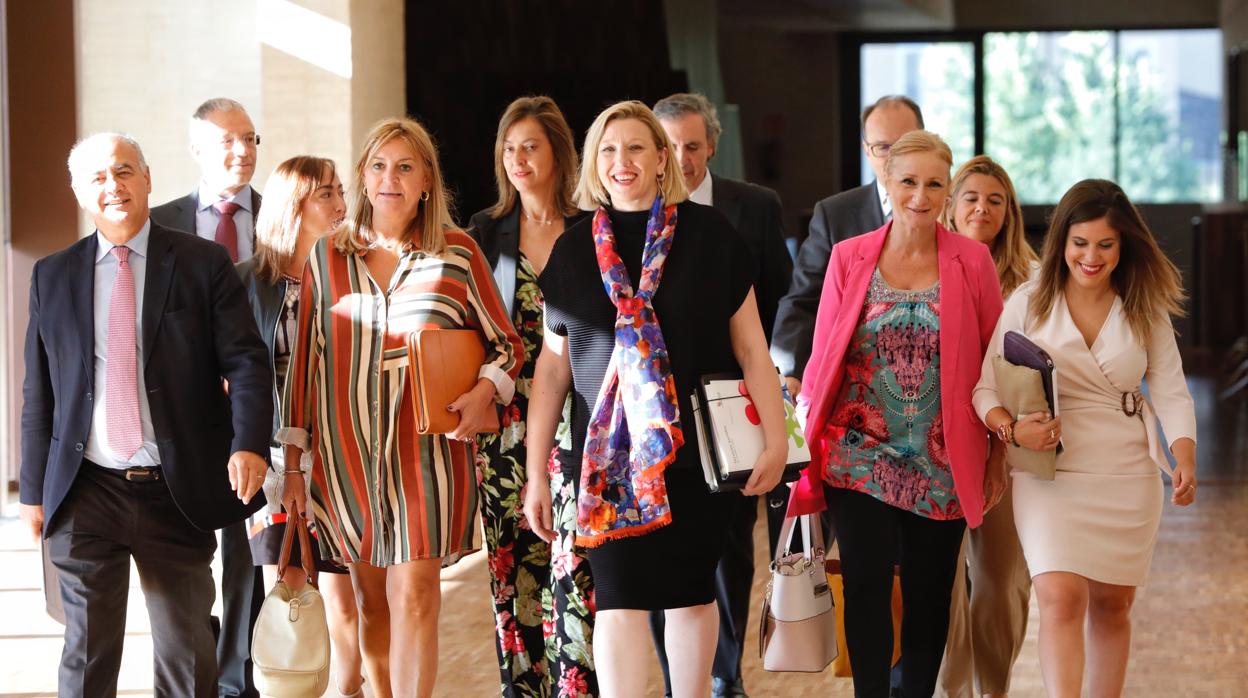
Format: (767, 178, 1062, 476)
(576, 196, 683, 547)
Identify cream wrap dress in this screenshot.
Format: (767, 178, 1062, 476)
(973, 283, 1196, 586)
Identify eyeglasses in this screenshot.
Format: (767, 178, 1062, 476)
(864, 141, 892, 158)
(220, 134, 261, 149)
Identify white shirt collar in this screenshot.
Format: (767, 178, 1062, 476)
(95, 219, 152, 262)
(875, 179, 891, 218)
(197, 183, 253, 213)
(689, 171, 714, 206)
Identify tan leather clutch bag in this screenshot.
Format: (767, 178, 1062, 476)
(406, 329, 500, 435)
(991, 355, 1056, 480)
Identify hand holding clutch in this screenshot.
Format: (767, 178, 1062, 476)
(1014, 412, 1061, 451)
(447, 378, 499, 442)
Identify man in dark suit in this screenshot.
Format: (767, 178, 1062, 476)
(151, 97, 261, 259)
(771, 95, 923, 396)
(20, 132, 272, 698)
(150, 97, 266, 697)
(650, 92, 794, 698)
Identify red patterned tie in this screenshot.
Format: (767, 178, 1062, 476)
(106, 246, 143, 460)
(214, 200, 241, 262)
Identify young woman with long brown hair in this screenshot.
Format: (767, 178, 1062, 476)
(973, 179, 1197, 697)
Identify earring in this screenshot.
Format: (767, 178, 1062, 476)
(421, 191, 430, 202)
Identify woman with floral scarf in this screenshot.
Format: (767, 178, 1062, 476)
(523, 100, 788, 698)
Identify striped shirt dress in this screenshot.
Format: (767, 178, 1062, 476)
(278, 230, 523, 567)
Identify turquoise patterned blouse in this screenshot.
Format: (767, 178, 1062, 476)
(822, 269, 962, 520)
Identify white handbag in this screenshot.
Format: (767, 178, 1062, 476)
(251, 514, 330, 697)
(759, 513, 838, 672)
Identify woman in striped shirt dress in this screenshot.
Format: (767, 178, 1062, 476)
(278, 118, 524, 698)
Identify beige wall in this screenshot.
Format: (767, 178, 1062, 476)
(74, 0, 404, 231)
(2, 0, 403, 494)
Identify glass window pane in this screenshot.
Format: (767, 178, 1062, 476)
(860, 42, 975, 186)
(985, 31, 1116, 204)
(1118, 29, 1223, 203)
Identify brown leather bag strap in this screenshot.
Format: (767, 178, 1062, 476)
(275, 513, 318, 585)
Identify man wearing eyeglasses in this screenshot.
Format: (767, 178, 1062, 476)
(771, 95, 923, 398)
(152, 97, 262, 264)
(151, 97, 265, 698)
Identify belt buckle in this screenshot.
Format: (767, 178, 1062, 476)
(124, 467, 159, 482)
(1121, 391, 1141, 417)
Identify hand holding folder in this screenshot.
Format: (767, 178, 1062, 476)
(406, 329, 501, 435)
(991, 331, 1061, 480)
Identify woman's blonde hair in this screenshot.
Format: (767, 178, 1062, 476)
(1030, 179, 1185, 343)
(941, 155, 1038, 297)
(334, 117, 456, 256)
(884, 129, 953, 181)
(487, 96, 579, 220)
(574, 100, 689, 210)
(253, 155, 337, 284)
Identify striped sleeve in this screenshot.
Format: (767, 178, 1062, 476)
(454, 231, 524, 404)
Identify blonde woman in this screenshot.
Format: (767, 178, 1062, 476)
(974, 179, 1196, 697)
(787, 131, 1004, 698)
(523, 101, 787, 697)
(936, 155, 1039, 698)
(238, 155, 366, 697)
(279, 119, 523, 698)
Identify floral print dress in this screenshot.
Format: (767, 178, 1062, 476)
(475, 253, 598, 697)
(823, 269, 962, 519)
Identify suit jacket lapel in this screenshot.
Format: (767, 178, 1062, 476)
(496, 206, 520, 317)
(867, 180, 886, 230)
(69, 236, 99, 377)
(936, 225, 965, 389)
(710, 175, 742, 229)
(142, 226, 176, 369)
(177, 191, 198, 234)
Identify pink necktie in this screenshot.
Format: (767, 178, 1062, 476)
(214, 201, 241, 262)
(106, 246, 143, 461)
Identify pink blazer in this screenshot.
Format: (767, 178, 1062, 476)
(788, 222, 1003, 528)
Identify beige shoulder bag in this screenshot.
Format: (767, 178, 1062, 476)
(251, 514, 330, 697)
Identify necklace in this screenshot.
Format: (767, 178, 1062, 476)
(522, 208, 557, 226)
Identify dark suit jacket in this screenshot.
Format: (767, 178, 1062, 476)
(771, 181, 885, 379)
(150, 187, 263, 238)
(465, 205, 588, 316)
(20, 222, 273, 534)
(709, 174, 792, 344)
(236, 258, 288, 442)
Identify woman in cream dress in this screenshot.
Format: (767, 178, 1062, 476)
(973, 179, 1197, 697)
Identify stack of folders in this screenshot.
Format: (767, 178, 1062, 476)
(692, 372, 811, 493)
(991, 330, 1062, 479)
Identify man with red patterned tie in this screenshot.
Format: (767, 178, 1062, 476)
(151, 97, 261, 262)
(20, 132, 272, 697)
(150, 96, 266, 697)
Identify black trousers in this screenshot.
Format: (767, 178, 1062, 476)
(826, 487, 966, 698)
(649, 483, 789, 694)
(216, 519, 264, 697)
(215, 521, 264, 694)
(47, 463, 219, 698)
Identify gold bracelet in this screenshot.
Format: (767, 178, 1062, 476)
(283, 469, 304, 475)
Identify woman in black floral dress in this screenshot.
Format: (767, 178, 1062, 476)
(467, 96, 597, 698)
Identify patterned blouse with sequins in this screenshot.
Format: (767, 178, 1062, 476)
(821, 268, 961, 520)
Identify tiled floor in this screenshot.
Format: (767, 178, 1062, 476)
(2, 375, 1244, 697)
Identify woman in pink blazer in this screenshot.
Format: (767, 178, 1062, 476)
(787, 131, 1004, 697)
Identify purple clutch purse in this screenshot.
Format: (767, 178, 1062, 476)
(1002, 331, 1062, 454)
